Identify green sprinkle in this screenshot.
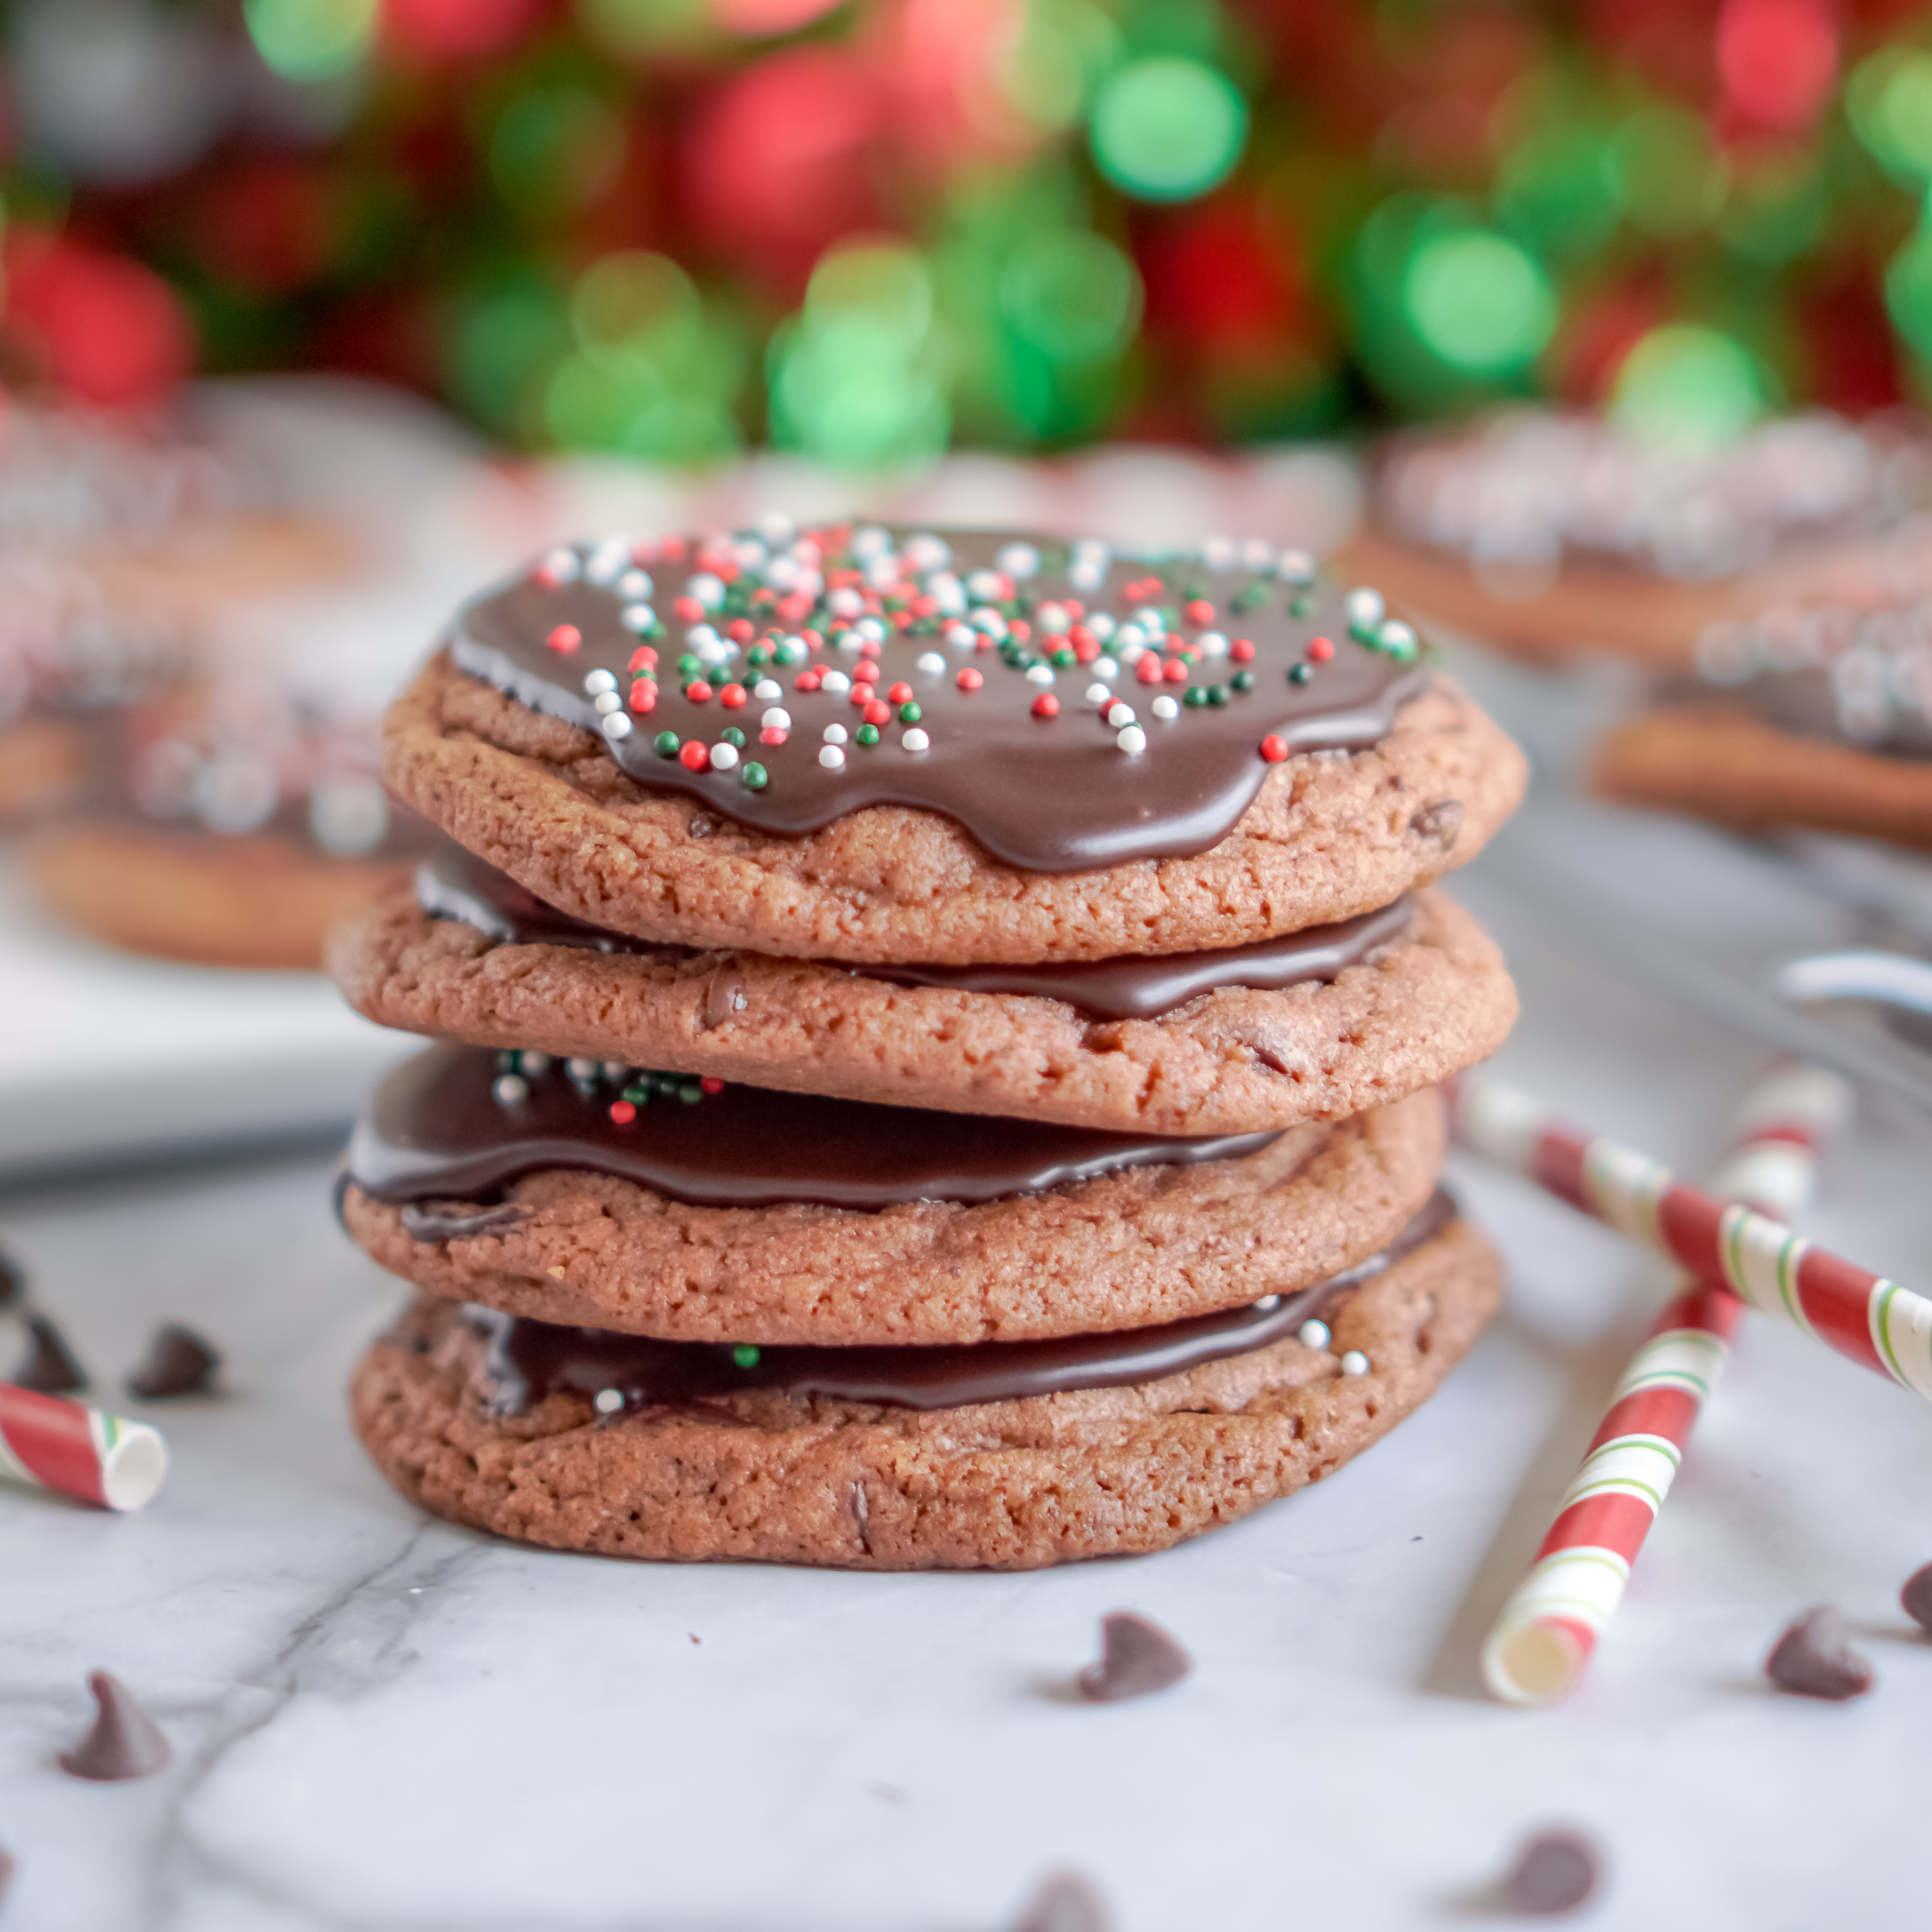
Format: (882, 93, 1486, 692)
(653, 730, 681, 757)
(678, 1082, 702, 1104)
(677, 652, 702, 677)
(748, 644, 773, 667)
(741, 761, 769, 789)
(897, 701, 922, 724)
(1290, 594, 1314, 620)
(1183, 686, 1208, 707)
(621, 1084, 651, 1104)
(855, 722, 881, 746)
(731, 1343, 760, 1369)
(721, 726, 746, 748)
(775, 639, 806, 666)
(654, 1072, 681, 1094)
(1288, 663, 1313, 685)
(1208, 683, 1229, 706)
(1232, 583, 1267, 613)
(1051, 647, 1075, 669)
(1232, 669, 1256, 692)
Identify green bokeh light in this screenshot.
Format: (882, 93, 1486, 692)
(244, 0, 376, 84)
(1849, 48, 1932, 183)
(998, 229, 1141, 364)
(572, 250, 704, 368)
(1001, 0, 1119, 132)
(1090, 57, 1248, 203)
(490, 86, 625, 218)
(1495, 127, 1619, 259)
(1402, 229, 1556, 376)
(449, 276, 572, 437)
(1885, 230, 1932, 361)
(1612, 324, 1767, 452)
(1608, 107, 1728, 236)
(1718, 156, 1828, 265)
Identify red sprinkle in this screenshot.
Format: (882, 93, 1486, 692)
(1185, 599, 1215, 626)
(1162, 659, 1189, 683)
(546, 624, 582, 654)
(1260, 735, 1289, 763)
(661, 536, 687, 560)
(727, 618, 754, 642)
(719, 683, 748, 708)
(673, 596, 703, 622)
(627, 646, 659, 671)
(1230, 638, 1254, 663)
(802, 629, 824, 650)
(760, 727, 787, 745)
(700, 1077, 724, 1094)
(862, 698, 891, 726)
(886, 682, 913, 703)
(609, 1101, 636, 1125)
(1009, 620, 1031, 642)
(778, 592, 813, 624)
(630, 681, 656, 712)
(1068, 624, 1095, 651)
(1031, 693, 1060, 719)
(686, 680, 713, 702)
(1307, 635, 1335, 663)
(1072, 637, 1099, 663)
(1135, 656, 1163, 685)
(956, 666, 983, 690)
(678, 741, 710, 771)
(794, 669, 823, 692)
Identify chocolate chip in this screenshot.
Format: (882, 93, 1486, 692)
(1408, 799, 1463, 848)
(126, 1324, 221, 1401)
(1011, 1870, 1110, 1932)
(1901, 1563, 1932, 1634)
(702, 965, 748, 1030)
(0, 1243, 24, 1312)
(400, 1203, 530, 1242)
(1766, 1604, 1873, 1700)
(1075, 1611, 1191, 1702)
(13, 1314, 86, 1394)
(59, 1672, 170, 1781)
(1502, 1828, 1603, 1915)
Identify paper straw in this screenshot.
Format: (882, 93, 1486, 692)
(1479, 1063, 1853, 1706)
(0, 1384, 168, 1511)
(1452, 1074, 1932, 1398)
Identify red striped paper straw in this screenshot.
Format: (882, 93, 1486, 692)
(0, 1384, 168, 1512)
(1479, 1063, 1852, 1704)
(1452, 1074, 1931, 1397)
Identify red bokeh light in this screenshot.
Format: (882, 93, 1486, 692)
(190, 161, 332, 296)
(381, 0, 543, 60)
(1716, 0, 1837, 131)
(2, 231, 195, 410)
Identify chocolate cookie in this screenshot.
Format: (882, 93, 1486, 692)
(350, 1208, 1501, 1569)
(1343, 410, 1932, 669)
(358, 1205, 1500, 1567)
(328, 852, 1515, 1133)
(338, 1049, 1446, 1344)
(1593, 700, 1932, 853)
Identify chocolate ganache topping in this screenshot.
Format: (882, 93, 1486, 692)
(449, 524, 1430, 872)
(417, 836, 1417, 1024)
(347, 1043, 1280, 1211)
(468, 1189, 1456, 1415)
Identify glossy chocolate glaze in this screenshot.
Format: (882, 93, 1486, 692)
(469, 1191, 1455, 1415)
(450, 526, 1428, 872)
(348, 1043, 1280, 1210)
(418, 837, 1417, 1022)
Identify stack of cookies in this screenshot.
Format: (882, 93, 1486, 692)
(328, 521, 1527, 1570)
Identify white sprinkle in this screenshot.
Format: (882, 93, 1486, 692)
(1379, 619, 1417, 653)
(539, 546, 579, 582)
(709, 741, 740, 773)
(621, 603, 655, 632)
(567, 1058, 599, 1080)
(820, 670, 851, 695)
(1084, 683, 1111, 705)
(836, 630, 866, 654)
(1088, 612, 1116, 641)
(1278, 548, 1315, 584)
(1070, 560, 1106, 594)
(686, 623, 719, 649)
(1092, 656, 1118, 680)
(493, 1074, 528, 1104)
(1197, 630, 1228, 656)
(1025, 664, 1054, 686)
(594, 690, 623, 715)
(855, 615, 886, 643)
(1345, 586, 1384, 627)
(618, 569, 652, 598)
(1106, 702, 1135, 728)
(758, 509, 796, 545)
(686, 572, 725, 610)
(1297, 1319, 1331, 1350)
(761, 707, 792, 731)
(1203, 535, 1237, 569)
(601, 712, 632, 739)
(753, 678, 782, 701)
(828, 586, 864, 618)
(970, 607, 1008, 640)
(1341, 1350, 1371, 1377)
(822, 722, 848, 744)
(1151, 695, 1179, 720)
(1036, 602, 1070, 636)
(901, 728, 930, 753)
(697, 639, 729, 666)
(602, 1059, 628, 1082)
(917, 652, 946, 674)
(944, 620, 976, 649)
(1254, 1294, 1281, 1311)
(520, 1051, 551, 1075)
(852, 525, 892, 559)
(1116, 724, 1147, 754)
(586, 541, 628, 584)
(819, 745, 846, 770)
(594, 1388, 624, 1415)
(584, 668, 618, 695)
(996, 542, 1040, 580)
(1240, 538, 1274, 570)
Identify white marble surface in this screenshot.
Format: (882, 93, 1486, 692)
(7, 786, 1932, 1930)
